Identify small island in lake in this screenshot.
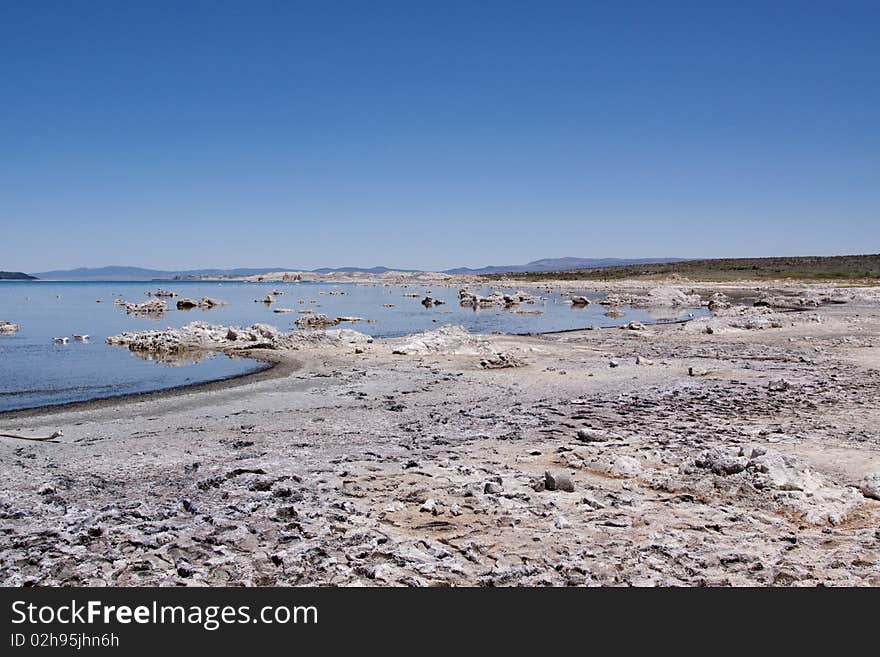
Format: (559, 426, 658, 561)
(0, 271, 36, 280)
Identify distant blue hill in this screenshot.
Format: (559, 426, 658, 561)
(444, 257, 688, 275)
(0, 270, 37, 280)
(31, 266, 301, 281)
(30, 265, 414, 280)
(31, 257, 686, 280)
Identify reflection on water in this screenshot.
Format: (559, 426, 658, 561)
(124, 349, 213, 366)
(644, 307, 697, 322)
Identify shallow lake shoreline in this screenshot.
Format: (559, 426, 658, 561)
(0, 356, 284, 420)
(2, 278, 879, 586)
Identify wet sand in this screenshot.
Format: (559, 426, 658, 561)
(1, 279, 879, 586)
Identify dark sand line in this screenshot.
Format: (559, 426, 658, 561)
(0, 351, 299, 420)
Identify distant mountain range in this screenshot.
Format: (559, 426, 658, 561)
(0, 271, 37, 280)
(444, 257, 688, 275)
(29, 258, 685, 280)
(29, 265, 414, 280)
(30, 266, 303, 281)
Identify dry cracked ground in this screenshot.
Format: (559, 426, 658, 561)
(1, 283, 879, 586)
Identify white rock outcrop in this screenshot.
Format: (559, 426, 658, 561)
(689, 445, 865, 525)
(107, 321, 372, 354)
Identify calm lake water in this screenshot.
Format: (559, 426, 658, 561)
(0, 280, 705, 412)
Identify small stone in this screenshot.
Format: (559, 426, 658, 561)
(860, 473, 880, 500)
(420, 498, 442, 515)
(580, 494, 606, 510)
(554, 516, 571, 529)
(276, 506, 298, 520)
(635, 355, 653, 365)
(450, 504, 463, 516)
(484, 481, 504, 495)
(598, 455, 642, 477)
(37, 484, 56, 496)
(176, 562, 194, 578)
(694, 449, 749, 476)
(609, 359, 619, 368)
(576, 428, 609, 443)
(544, 471, 575, 492)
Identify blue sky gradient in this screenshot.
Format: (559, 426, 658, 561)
(2, 1, 878, 272)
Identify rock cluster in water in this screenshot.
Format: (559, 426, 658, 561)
(176, 297, 224, 310)
(107, 321, 373, 354)
(458, 289, 536, 308)
(115, 299, 170, 315)
(295, 314, 340, 329)
(146, 289, 178, 298)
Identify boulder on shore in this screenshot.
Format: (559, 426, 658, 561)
(0, 321, 19, 334)
(688, 445, 864, 525)
(860, 472, 880, 500)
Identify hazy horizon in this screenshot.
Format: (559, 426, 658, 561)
(9, 252, 876, 277)
(24, 256, 682, 275)
(3, 2, 878, 272)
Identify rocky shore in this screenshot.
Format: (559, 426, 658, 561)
(1, 280, 879, 586)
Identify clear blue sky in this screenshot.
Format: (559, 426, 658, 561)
(2, 1, 878, 272)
